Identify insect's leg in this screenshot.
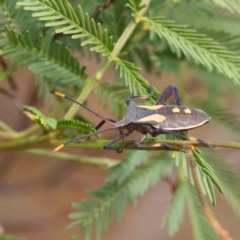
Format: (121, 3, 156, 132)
(125, 86, 153, 105)
(151, 128, 212, 149)
(134, 134, 146, 145)
(94, 118, 116, 130)
(104, 131, 132, 153)
(155, 84, 181, 105)
(134, 134, 173, 150)
(119, 130, 126, 145)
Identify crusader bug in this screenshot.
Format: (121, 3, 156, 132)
(51, 85, 211, 153)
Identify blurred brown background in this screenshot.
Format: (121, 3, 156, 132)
(0, 58, 240, 240)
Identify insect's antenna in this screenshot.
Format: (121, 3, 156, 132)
(50, 91, 115, 125)
(51, 126, 116, 154)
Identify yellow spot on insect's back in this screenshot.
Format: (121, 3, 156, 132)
(138, 114, 166, 123)
(184, 108, 191, 114)
(172, 107, 180, 113)
(138, 105, 163, 110)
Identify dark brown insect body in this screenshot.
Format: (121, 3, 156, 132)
(117, 102, 210, 136)
(51, 85, 211, 153)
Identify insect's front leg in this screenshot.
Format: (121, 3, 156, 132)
(134, 134, 173, 150)
(104, 131, 133, 153)
(125, 86, 153, 105)
(155, 84, 181, 105)
(94, 118, 116, 130)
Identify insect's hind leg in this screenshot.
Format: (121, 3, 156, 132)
(134, 134, 174, 150)
(155, 84, 181, 105)
(152, 128, 212, 149)
(104, 131, 133, 153)
(125, 86, 153, 105)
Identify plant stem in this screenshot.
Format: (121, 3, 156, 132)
(0, 120, 15, 132)
(2, 138, 240, 152)
(187, 149, 231, 240)
(62, 0, 150, 120)
(23, 149, 118, 168)
(0, 124, 39, 139)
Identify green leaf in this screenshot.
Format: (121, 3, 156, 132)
(67, 153, 175, 239)
(22, 105, 57, 130)
(0, 28, 87, 88)
(145, 17, 240, 83)
(95, 83, 128, 119)
(115, 59, 159, 102)
(205, 153, 240, 217)
(106, 150, 151, 184)
(0, 233, 26, 240)
(162, 180, 187, 236)
(57, 119, 96, 135)
(187, 183, 219, 240)
(16, 0, 113, 57)
(210, 0, 240, 14)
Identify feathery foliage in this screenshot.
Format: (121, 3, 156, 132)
(187, 183, 219, 240)
(0, 233, 26, 240)
(162, 179, 187, 236)
(209, 0, 240, 14)
(16, 0, 114, 57)
(0, 0, 240, 239)
(67, 153, 175, 240)
(0, 0, 44, 38)
(145, 17, 240, 83)
(0, 27, 86, 88)
(57, 119, 96, 135)
(205, 153, 240, 217)
(95, 83, 128, 118)
(115, 59, 159, 101)
(22, 105, 57, 130)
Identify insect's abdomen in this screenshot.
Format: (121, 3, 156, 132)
(156, 105, 211, 130)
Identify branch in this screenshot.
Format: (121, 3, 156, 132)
(23, 149, 119, 168)
(2, 138, 240, 152)
(63, 0, 151, 119)
(0, 56, 17, 90)
(187, 149, 232, 240)
(91, 0, 117, 19)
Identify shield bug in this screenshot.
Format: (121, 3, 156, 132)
(51, 85, 211, 153)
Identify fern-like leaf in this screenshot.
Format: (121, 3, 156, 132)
(0, 28, 86, 88)
(95, 83, 128, 118)
(162, 180, 187, 236)
(167, 133, 223, 205)
(67, 153, 175, 240)
(0, 233, 26, 240)
(151, 1, 240, 36)
(16, 0, 113, 56)
(145, 17, 240, 83)
(205, 153, 240, 217)
(22, 105, 57, 130)
(209, 0, 240, 14)
(105, 150, 151, 184)
(57, 119, 96, 135)
(115, 58, 159, 102)
(192, 98, 240, 137)
(187, 183, 219, 240)
(0, 0, 44, 38)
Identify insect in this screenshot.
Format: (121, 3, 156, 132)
(51, 84, 211, 153)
